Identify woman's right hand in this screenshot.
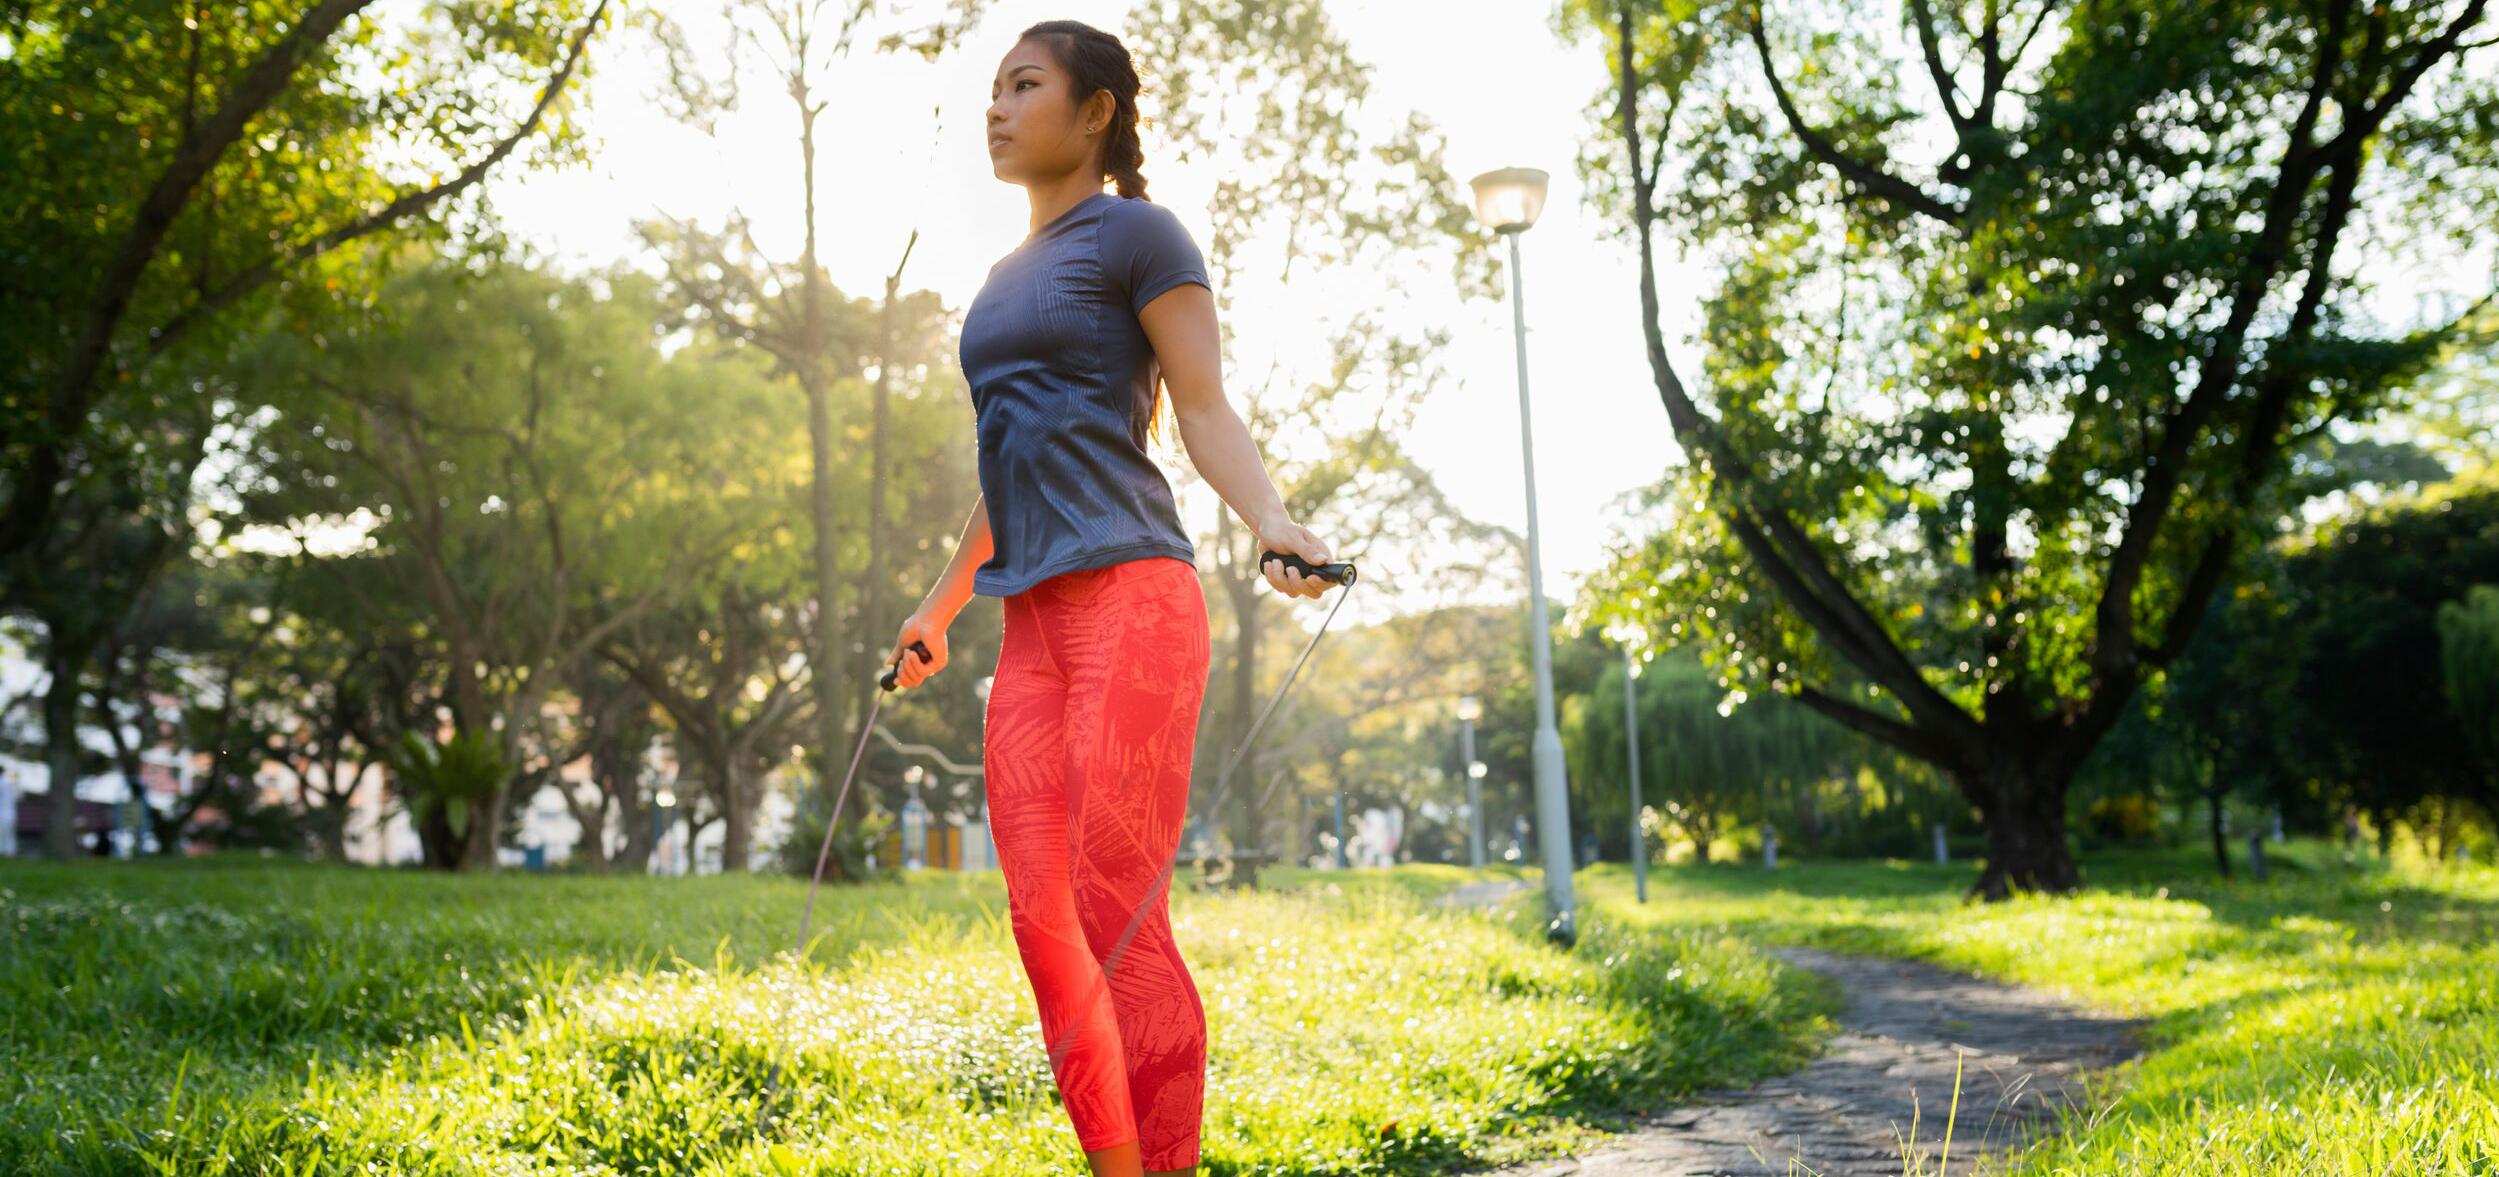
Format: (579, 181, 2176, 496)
(888, 611, 949, 689)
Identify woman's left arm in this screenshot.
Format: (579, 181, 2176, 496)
(1140, 283, 1335, 600)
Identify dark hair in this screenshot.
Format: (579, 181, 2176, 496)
(1017, 20, 1175, 448)
(1017, 20, 1152, 200)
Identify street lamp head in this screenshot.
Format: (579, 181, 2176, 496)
(655, 787, 677, 809)
(1468, 760, 1488, 780)
(904, 764, 927, 787)
(975, 675, 995, 702)
(1468, 167, 1549, 234)
(1456, 695, 1482, 722)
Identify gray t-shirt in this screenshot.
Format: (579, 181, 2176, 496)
(960, 191, 1208, 597)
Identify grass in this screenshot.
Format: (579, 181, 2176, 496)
(10, 843, 2491, 1175)
(1569, 842, 2499, 1175)
(0, 856, 1816, 1175)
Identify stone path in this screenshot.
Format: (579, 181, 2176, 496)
(1439, 884, 2144, 1176)
(1434, 877, 1537, 908)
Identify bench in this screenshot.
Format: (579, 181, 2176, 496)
(1175, 849, 1279, 891)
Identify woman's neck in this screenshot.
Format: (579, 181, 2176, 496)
(1027, 173, 1110, 237)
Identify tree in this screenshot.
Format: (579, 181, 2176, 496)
(541, 659, 662, 872)
(605, 588, 813, 872)
(86, 560, 206, 856)
(2440, 583, 2499, 800)
(2281, 472, 2499, 853)
(241, 254, 735, 868)
(1575, 0, 2496, 895)
(0, 0, 614, 576)
(18, 432, 193, 856)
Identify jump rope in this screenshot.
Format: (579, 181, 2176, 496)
(728, 92, 1368, 1144)
(756, 548, 1358, 1129)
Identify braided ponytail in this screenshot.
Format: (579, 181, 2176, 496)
(1105, 112, 1149, 200)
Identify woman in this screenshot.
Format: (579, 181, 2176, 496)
(884, 19, 1337, 1177)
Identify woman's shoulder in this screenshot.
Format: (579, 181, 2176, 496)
(1101, 194, 1190, 234)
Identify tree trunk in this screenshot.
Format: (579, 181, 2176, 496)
(318, 817, 349, 863)
(717, 759, 753, 872)
(1967, 762, 2081, 899)
(803, 368, 855, 881)
(851, 264, 901, 780)
(416, 801, 463, 869)
(2206, 784, 2232, 880)
(1223, 550, 1262, 853)
(614, 798, 656, 873)
(457, 779, 504, 870)
(43, 645, 87, 859)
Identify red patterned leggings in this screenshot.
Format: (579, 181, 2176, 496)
(984, 555, 1211, 1169)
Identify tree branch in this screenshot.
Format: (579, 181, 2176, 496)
(2361, 0, 2489, 131)
(1788, 681, 1958, 764)
(1745, 7, 1963, 225)
(1908, 0, 1971, 129)
(146, 0, 615, 358)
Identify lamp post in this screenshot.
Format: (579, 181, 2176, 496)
(1620, 638, 1648, 904)
(902, 764, 930, 871)
(653, 785, 678, 877)
(1332, 787, 1349, 870)
(1457, 695, 1484, 869)
(1467, 760, 1490, 869)
(1470, 165, 1575, 945)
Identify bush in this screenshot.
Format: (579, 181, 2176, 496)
(773, 787, 896, 883)
(2083, 793, 2162, 843)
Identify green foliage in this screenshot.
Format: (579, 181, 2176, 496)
(2277, 474, 2499, 835)
(2437, 583, 2499, 786)
(1564, 640, 1958, 861)
(1568, 0, 2493, 704)
(384, 728, 510, 868)
(2081, 793, 2162, 844)
(0, 0, 605, 583)
(771, 787, 897, 884)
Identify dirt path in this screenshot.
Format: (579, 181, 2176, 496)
(1434, 878, 1537, 908)
(1442, 885, 2144, 1175)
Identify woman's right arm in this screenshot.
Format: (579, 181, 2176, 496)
(889, 492, 992, 688)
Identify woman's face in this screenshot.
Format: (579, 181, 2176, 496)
(986, 39, 1109, 186)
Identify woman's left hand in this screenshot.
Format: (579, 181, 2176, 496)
(1253, 517, 1336, 600)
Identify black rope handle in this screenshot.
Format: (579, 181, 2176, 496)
(1258, 548, 1357, 587)
(879, 640, 932, 691)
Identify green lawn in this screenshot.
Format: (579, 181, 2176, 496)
(6, 846, 2491, 1175)
(1572, 844, 2499, 1175)
(0, 857, 1812, 1175)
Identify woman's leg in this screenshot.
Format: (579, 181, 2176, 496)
(985, 589, 1141, 1160)
(1056, 557, 1213, 1174)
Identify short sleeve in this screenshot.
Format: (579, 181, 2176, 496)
(1102, 198, 1209, 316)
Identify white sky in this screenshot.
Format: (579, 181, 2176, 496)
(490, 0, 1704, 612)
